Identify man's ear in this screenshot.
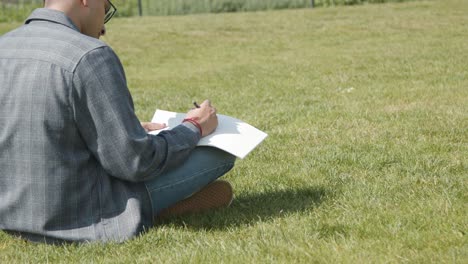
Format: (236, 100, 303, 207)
(80, 0, 89, 7)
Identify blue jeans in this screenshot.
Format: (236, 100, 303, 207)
(144, 147, 236, 216)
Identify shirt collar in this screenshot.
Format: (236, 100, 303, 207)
(25, 8, 79, 32)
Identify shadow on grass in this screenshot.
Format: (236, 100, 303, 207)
(157, 186, 327, 230)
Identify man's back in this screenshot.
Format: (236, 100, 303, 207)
(0, 9, 154, 243)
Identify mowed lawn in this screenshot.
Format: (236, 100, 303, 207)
(1, 0, 467, 262)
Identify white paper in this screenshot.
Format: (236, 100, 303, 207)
(149, 110, 268, 159)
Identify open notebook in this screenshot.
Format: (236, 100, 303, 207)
(149, 110, 268, 159)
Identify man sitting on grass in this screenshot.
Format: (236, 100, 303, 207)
(0, 0, 236, 243)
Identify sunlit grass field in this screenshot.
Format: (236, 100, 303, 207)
(0, 0, 467, 262)
(0, 0, 419, 22)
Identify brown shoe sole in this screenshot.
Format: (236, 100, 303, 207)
(156, 180, 233, 219)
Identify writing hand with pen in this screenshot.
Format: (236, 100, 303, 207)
(183, 100, 218, 137)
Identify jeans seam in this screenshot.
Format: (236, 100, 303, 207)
(143, 182, 156, 224)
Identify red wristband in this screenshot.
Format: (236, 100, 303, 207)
(182, 118, 203, 136)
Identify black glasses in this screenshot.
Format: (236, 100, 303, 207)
(104, 0, 117, 24)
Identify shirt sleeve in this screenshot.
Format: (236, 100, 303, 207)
(71, 46, 201, 182)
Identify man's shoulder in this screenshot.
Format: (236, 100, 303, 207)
(31, 21, 111, 62)
(0, 22, 113, 72)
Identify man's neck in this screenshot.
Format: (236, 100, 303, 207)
(44, 1, 83, 33)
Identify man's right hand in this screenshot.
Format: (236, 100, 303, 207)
(184, 100, 218, 137)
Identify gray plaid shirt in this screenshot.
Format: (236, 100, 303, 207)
(0, 9, 200, 243)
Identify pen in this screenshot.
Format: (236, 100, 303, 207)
(193, 101, 200, 108)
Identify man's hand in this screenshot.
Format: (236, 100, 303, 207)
(141, 122, 167, 132)
(184, 100, 218, 137)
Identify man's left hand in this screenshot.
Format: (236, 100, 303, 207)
(141, 122, 167, 132)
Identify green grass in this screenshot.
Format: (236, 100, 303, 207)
(1, 0, 467, 262)
(0, 2, 42, 22)
(137, 0, 420, 15)
(0, 0, 419, 21)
